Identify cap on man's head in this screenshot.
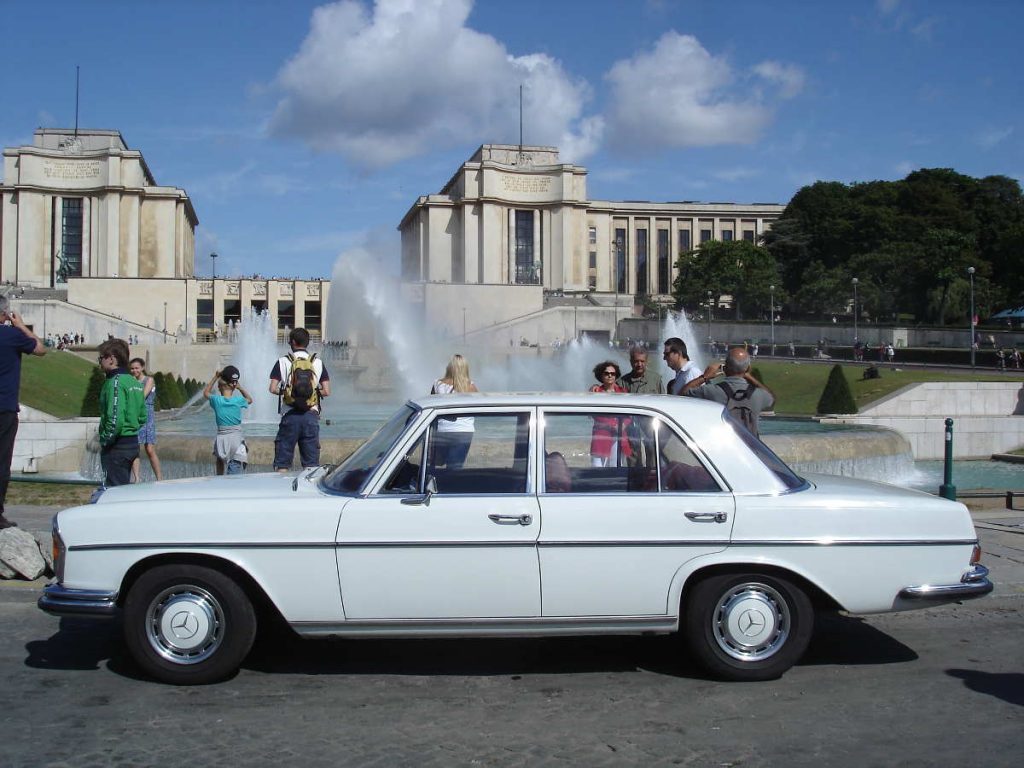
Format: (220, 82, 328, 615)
(221, 365, 240, 383)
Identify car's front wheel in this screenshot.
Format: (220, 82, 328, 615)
(123, 564, 257, 685)
(684, 572, 813, 681)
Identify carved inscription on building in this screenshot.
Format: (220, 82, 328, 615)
(306, 283, 321, 297)
(198, 281, 213, 295)
(42, 160, 102, 181)
(500, 174, 553, 194)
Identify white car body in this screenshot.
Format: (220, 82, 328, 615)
(40, 394, 991, 684)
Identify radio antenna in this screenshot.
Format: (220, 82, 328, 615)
(74, 65, 80, 137)
(519, 83, 523, 153)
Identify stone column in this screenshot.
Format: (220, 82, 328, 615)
(508, 208, 516, 284)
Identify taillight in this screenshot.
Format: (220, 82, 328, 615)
(970, 544, 982, 565)
(51, 526, 66, 582)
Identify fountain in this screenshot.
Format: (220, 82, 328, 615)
(97, 246, 921, 486)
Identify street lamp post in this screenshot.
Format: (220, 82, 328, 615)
(163, 302, 168, 344)
(462, 307, 467, 345)
(706, 289, 713, 349)
(210, 252, 218, 279)
(968, 266, 976, 368)
(769, 284, 775, 356)
(852, 277, 859, 348)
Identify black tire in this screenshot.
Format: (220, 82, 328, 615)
(123, 564, 257, 685)
(684, 572, 813, 681)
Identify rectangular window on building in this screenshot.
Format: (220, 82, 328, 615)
(59, 197, 84, 282)
(679, 229, 691, 253)
(589, 251, 597, 269)
(223, 299, 242, 326)
(722, 230, 734, 242)
(514, 209, 538, 284)
(588, 226, 597, 245)
(700, 229, 713, 244)
(743, 230, 755, 242)
(588, 275, 597, 290)
(657, 229, 670, 295)
(251, 300, 267, 315)
(196, 299, 214, 330)
(635, 229, 648, 295)
(277, 300, 295, 330)
(304, 300, 322, 332)
(615, 227, 627, 294)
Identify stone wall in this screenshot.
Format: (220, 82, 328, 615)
(824, 382, 1024, 459)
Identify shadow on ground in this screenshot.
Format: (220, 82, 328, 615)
(946, 669, 1024, 707)
(24, 611, 919, 682)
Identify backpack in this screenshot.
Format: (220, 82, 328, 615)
(283, 353, 318, 411)
(717, 381, 758, 437)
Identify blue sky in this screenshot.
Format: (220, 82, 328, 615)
(2, 0, 1021, 279)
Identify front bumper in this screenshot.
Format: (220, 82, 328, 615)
(38, 584, 119, 618)
(898, 564, 994, 601)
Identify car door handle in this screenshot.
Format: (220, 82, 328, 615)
(488, 514, 533, 526)
(684, 511, 728, 523)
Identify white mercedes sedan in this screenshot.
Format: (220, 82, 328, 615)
(39, 394, 991, 684)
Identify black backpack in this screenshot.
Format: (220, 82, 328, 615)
(717, 381, 758, 436)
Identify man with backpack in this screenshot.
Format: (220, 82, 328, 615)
(268, 327, 331, 471)
(681, 346, 775, 437)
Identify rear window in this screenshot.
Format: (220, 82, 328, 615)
(725, 414, 806, 491)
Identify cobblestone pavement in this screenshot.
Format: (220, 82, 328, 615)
(2, 503, 1022, 767)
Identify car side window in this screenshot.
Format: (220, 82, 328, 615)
(543, 412, 659, 493)
(422, 412, 531, 495)
(381, 433, 425, 494)
(657, 420, 721, 492)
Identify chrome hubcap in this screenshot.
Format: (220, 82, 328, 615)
(145, 585, 224, 665)
(713, 582, 789, 662)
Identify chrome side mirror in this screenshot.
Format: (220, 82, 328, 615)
(401, 474, 438, 506)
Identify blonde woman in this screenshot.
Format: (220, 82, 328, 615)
(430, 354, 479, 470)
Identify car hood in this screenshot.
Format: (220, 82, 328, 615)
(92, 471, 322, 505)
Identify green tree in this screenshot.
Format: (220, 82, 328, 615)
(673, 240, 780, 320)
(816, 364, 857, 415)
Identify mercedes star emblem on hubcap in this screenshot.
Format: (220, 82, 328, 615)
(170, 611, 200, 640)
(737, 608, 767, 637)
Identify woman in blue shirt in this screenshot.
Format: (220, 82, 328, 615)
(203, 366, 253, 475)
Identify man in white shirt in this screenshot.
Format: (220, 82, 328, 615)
(268, 327, 331, 471)
(663, 337, 701, 395)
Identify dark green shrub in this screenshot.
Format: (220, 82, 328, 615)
(153, 372, 171, 410)
(80, 366, 106, 416)
(816, 364, 857, 414)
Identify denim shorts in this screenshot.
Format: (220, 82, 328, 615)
(274, 409, 321, 469)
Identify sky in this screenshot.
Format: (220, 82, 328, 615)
(2, 0, 1022, 280)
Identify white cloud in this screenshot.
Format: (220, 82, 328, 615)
(894, 160, 915, 176)
(186, 161, 307, 198)
(604, 32, 802, 150)
(976, 126, 1013, 150)
(268, 0, 601, 169)
(752, 61, 806, 99)
(876, 0, 901, 16)
(911, 17, 937, 41)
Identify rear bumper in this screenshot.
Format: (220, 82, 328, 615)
(898, 564, 994, 601)
(38, 584, 119, 618)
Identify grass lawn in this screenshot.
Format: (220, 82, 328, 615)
(753, 361, 1020, 416)
(19, 350, 95, 418)
(6, 479, 96, 506)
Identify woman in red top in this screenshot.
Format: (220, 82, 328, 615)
(588, 360, 631, 467)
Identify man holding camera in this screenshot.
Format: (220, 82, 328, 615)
(0, 296, 45, 529)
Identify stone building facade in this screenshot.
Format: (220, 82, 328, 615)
(398, 144, 785, 332)
(1, 128, 197, 286)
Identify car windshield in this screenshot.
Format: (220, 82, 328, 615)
(725, 413, 807, 491)
(322, 404, 419, 495)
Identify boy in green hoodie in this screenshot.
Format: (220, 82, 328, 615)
(97, 338, 146, 486)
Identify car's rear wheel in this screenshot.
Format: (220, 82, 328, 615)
(123, 564, 256, 685)
(684, 572, 813, 681)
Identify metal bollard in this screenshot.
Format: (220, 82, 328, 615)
(939, 418, 956, 500)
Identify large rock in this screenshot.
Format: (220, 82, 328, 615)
(0, 527, 47, 580)
(35, 530, 54, 572)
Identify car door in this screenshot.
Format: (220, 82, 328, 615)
(336, 408, 541, 620)
(538, 407, 734, 617)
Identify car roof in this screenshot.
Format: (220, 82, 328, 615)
(408, 392, 727, 428)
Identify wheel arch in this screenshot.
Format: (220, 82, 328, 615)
(678, 561, 844, 616)
(117, 553, 288, 630)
